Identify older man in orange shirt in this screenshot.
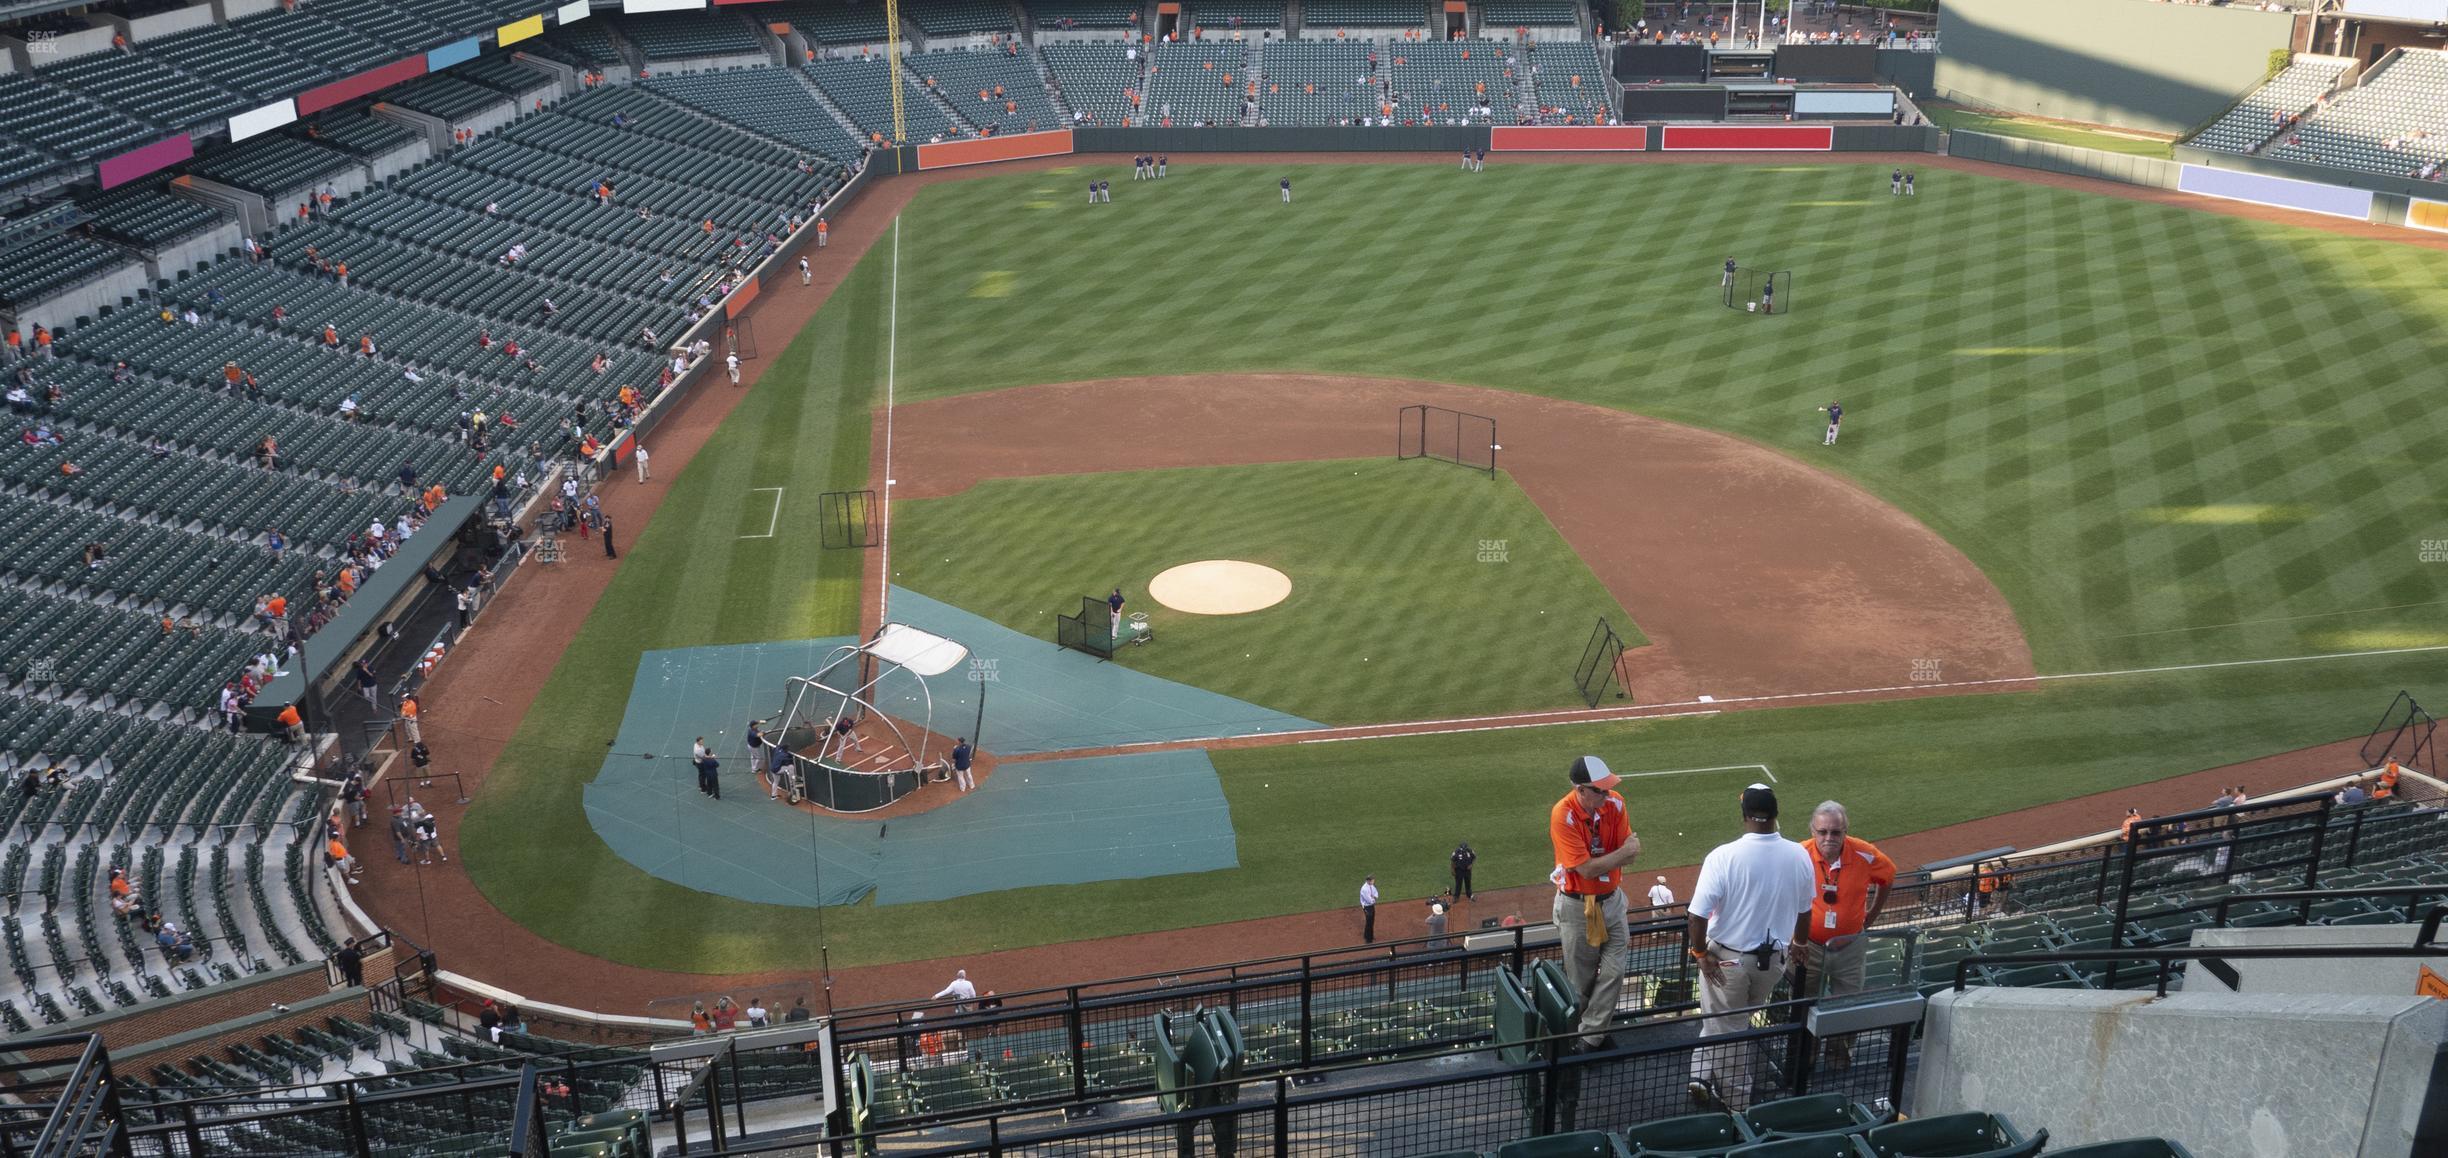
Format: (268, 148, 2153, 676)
(1793, 799, 1895, 1067)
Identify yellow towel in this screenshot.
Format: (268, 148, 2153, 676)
(1584, 894, 1606, 947)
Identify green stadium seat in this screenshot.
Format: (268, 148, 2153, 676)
(1493, 1130, 1633, 1158)
(2047, 1140, 2195, 1158)
(1723, 1137, 1872, 1158)
(1741, 1095, 1887, 1141)
(1858, 1112, 2043, 1158)
(1623, 1110, 1758, 1156)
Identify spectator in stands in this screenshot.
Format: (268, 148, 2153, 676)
(932, 969, 978, 1011)
(342, 772, 368, 828)
(333, 937, 364, 986)
(1685, 784, 1812, 1113)
(327, 832, 360, 883)
(80, 540, 106, 569)
(712, 997, 740, 1032)
(2119, 807, 2143, 842)
(278, 702, 304, 743)
(2337, 778, 2370, 806)
(747, 998, 770, 1028)
(1791, 801, 1895, 1068)
(1550, 757, 1640, 1049)
(785, 997, 812, 1024)
(158, 922, 196, 962)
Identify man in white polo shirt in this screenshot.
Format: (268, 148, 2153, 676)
(1685, 783, 1814, 1112)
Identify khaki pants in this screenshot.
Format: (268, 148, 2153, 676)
(1551, 890, 1628, 1048)
(1692, 942, 1788, 1107)
(1792, 938, 1868, 1067)
(1790, 937, 1866, 998)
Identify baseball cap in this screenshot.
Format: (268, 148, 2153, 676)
(1741, 783, 1778, 820)
(1569, 756, 1619, 791)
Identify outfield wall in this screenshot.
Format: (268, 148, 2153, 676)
(1935, 0, 2292, 135)
(1951, 130, 2447, 231)
(1068, 124, 1933, 154)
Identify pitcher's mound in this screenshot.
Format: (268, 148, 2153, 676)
(1149, 560, 1293, 615)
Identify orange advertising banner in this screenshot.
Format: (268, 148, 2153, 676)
(916, 129, 1076, 170)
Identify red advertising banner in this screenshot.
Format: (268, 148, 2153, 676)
(1658, 124, 1833, 151)
(98, 135, 195, 190)
(298, 56, 429, 115)
(916, 130, 1076, 170)
(1490, 125, 1648, 151)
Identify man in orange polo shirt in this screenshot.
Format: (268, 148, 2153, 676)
(1793, 800, 1895, 1067)
(1548, 756, 1642, 1050)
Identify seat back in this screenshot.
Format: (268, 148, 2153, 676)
(1861, 1111, 2042, 1158)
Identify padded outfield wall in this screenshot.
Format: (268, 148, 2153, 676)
(1934, 0, 2293, 135)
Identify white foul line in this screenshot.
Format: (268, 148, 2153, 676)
(1614, 762, 1775, 783)
(1294, 709, 1722, 744)
(1167, 642, 2448, 752)
(741, 487, 784, 539)
(878, 217, 899, 623)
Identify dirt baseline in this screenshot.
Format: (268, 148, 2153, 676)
(889, 374, 2034, 705)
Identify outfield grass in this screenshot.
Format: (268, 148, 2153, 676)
(462, 166, 2448, 976)
(889, 162, 2448, 673)
(1920, 103, 2176, 157)
(890, 459, 1642, 723)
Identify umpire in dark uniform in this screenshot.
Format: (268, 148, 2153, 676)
(1450, 842, 1477, 900)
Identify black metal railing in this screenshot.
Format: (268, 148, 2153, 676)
(808, 993, 1913, 1158)
(0, 1034, 133, 1158)
(826, 915, 1696, 1119)
(1952, 907, 2448, 998)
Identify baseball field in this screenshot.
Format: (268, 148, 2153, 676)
(439, 157, 2448, 984)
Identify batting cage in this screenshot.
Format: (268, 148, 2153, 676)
(1573, 617, 1633, 708)
(1725, 269, 1792, 316)
(1056, 595, 1117, 659)
(817, 489, 880, 549)
(770, 624, 982, 812)
(1396, 404, 1499, 478)
(726, 318, 759, 361)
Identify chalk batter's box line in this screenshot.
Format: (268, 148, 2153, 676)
(742, 487, 783, 539)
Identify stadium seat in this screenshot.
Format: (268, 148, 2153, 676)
(1741, 1095, 1888, 1141)
(1722, 1137, 1870, 1158)
(1859, 1112, 2042, 1158)
(1493, 1131, 1633, 1158)
(1622, 1111, 1758, 1156)
(2048, 1141, 2195, 1158)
